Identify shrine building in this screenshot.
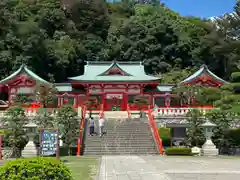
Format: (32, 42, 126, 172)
(0, 62, 227, 111)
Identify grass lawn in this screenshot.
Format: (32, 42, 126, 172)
(61, 156, 100, 180)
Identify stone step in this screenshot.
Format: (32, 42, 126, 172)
(92, 131, 150, 133)
(85, 139, 154, 142)
(104, 111, 128, 119)
(90, 124, 148, 127)
(84, 150, 158, 154)
(85, 142, 155, 145)
(88, 128, 151, 131)
(84, 145, 156, 149)
(85, 143, 155, 146)
(85, 143, 155, 147)
(85, 147, 156, 150)
(83, 117, 157, 155)
(95, 134, 151, 136)
(85, 139, 154, 143)
(84, 151, 159, 155)
(84, 149, 158, 153)
(85, 146, 156, 149)
(86, 126, 149, 130)
(94, 131, 151, 134)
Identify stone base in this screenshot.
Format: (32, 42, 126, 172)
(201, 139, 219, 156)
(22, 141, 37, 157)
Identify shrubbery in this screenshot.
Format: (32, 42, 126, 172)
(158, 127, 171, 147)
(0, 157, 73, 180)
(165, 147, 192, 156)
(226, 128, 240, 146)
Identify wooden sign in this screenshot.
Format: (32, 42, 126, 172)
(40, 129, 59, 159)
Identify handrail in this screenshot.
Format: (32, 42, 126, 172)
(77, 105, 87, 156)
(127, 104, 130, 119)
(147, 107, 163, 155)
(99, 104, 104, 118)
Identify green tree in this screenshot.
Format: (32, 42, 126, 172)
(215, 72, 240, 113)
(133, 96, 149, 118)
(56, 105, 79, 156)
(196, 87, 222, 105)
(173, 85, 201, 106)
(0, 0, 238, 87)
(34, 84, 57, 108)
(34, 112, 55, 129)
(206, 109, 234, 148)
(161, 68, 192, 84)
(66, 0, 111, 40)
(3, 106, 29, 157)
(186, 109, 205, 147)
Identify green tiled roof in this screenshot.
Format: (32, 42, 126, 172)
(0, 64, 49, 85)
(180, 65, 228, 85)
(55, 83, 72, 92)
(68, 61, 160, 82)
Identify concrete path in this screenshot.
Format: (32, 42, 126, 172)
(98, 156, 169, 180)
(98, 156, 240, 180)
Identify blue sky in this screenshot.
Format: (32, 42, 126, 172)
(161, 0, 236, 18)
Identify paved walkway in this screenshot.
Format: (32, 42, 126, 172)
(99, 156, 168, 180)
(98, 156, 240, 180)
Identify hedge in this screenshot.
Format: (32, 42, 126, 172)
(0, 157, 73, 180)
(165, 147, 192, 156)
(158, 127, 171, 147)
(227, 128, 240, 146)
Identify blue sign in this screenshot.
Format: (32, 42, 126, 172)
(40, 129, 58, 156)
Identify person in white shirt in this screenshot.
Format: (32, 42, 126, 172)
(98, 117, 105, 137)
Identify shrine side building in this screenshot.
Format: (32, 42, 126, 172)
(0, 61, 227, 110)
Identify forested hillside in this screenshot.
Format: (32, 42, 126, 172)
(0, 0, 239, 83)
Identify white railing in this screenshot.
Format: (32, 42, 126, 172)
(0, 110, 57, 117)
(0, 107, 82, 117)
(154, 107, 216, 117)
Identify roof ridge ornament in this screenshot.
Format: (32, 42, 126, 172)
(97, 61, 133, 76)
(201, 64, 208, 69)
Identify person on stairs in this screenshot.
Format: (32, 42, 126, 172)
(98, 117, 105, 137)
(89, 117, 95, 136)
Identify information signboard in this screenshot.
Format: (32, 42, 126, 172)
(40, 129, 59, 157)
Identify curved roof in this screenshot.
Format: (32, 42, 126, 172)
(68, 61, 160, 82)
(180, 65, 228, 85)
(0, 65, 49, 85)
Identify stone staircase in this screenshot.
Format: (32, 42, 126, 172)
(83, 118, 158, 155)
(103, 111, 128, 119)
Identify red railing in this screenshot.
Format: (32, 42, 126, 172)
(77, 105, 87, 156)
(128, 104, 148, 111)
(99, 104, 104, 118)
(147, 107, 163, 155)
(127, 104, 130, 119)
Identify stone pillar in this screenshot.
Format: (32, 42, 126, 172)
(22, 123, 38, 157)
(201, 139, 218, 156)
(201, 121, 218, 156)
(22, 139, 37, 157)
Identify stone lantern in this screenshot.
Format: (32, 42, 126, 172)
(200, 120, 218, 156)
(22, 123, 38, 157)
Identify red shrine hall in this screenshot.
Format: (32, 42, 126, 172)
(0, 62, 227, 110)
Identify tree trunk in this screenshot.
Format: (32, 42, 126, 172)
(12, 145, 21, 158)
(67, 146, 71, 156)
